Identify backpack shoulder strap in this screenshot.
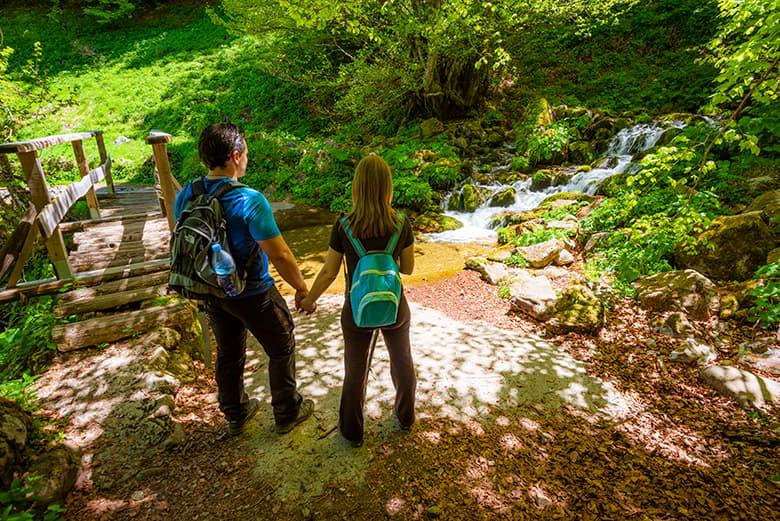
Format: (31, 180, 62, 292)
(384, 212, 406, 254)
(191, 178, 207, 197)
(339, 215, 367, 258)
(208, 179, 246, 202)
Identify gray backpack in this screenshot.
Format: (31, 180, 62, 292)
(168, 178, 255, 299)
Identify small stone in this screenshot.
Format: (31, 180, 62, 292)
(516, 239, 563, 269)
(554, 249, 575, 266)
(131, 490, 145, 501)
(670, 339, 717, 366)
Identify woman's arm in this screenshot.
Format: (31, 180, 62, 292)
(300, 247, 343, 312)
(399, 244, 414, 275)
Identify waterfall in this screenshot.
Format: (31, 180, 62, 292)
(427, 122, 684, 243)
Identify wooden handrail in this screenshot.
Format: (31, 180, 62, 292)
(145, 131, 177, 230)
(0, 205, 38, 285)
(37, 157, 110, 238)
(0, 131, 103, 154)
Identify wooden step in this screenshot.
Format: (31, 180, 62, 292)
(53, 300, 193, 352)
(70, 250, 170, 272)
(59, 212, 164, 233)
(57, 269, 169, 303)
(55, 285, 168, 317)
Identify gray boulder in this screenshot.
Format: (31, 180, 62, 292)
(516, 239, 564, 269)
(509, 275, 557, 320)
(0, 397, 31, 488)
(700, 366, 780, 409)
(675, 212, 777, 281)
(634, 270, 719, 320)
(25, 443, 81, 506)
(464, 257, 510, 285)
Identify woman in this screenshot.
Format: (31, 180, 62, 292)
(300, 154, 416, 447)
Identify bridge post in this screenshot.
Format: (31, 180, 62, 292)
(145, 132, 176, 231)
(94, 131, 115, 193)
(72, 139, 101, 219)
(16, 151, 73, 280)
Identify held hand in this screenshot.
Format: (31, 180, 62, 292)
(294, 289, 308, 312)
(300, 297, 318, 314)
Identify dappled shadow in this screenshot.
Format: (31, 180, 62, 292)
(238, 295, 621, 501)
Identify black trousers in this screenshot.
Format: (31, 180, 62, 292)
(205, 286, 302, 424)
(339, 295, 416, 442)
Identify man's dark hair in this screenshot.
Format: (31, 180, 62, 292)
(198, 123, 246, 170)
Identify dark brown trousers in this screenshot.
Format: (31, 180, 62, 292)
(339, 295, 417, 443)
(205, 286, 302, 425)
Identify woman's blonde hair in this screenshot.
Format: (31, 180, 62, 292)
(349, 154, 400, 239)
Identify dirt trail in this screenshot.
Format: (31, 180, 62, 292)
(33, 273, 780, 520)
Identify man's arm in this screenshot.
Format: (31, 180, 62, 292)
(257, 235, 308, 307)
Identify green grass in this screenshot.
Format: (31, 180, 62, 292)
(2, 3, 321, 187)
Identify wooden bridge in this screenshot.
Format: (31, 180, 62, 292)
(0, 131, 193, 352)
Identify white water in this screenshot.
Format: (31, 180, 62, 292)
(428, 122, 686, 243)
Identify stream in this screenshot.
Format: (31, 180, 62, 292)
(427, 121, 687, 243)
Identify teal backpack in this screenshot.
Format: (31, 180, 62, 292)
(340, 213, 405, 328)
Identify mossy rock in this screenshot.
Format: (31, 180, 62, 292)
(658, 113, 697, 125)
(489, 210, 542, 229)
(595, 173, 629, 197)
(528, 97, 554, 127)
(568, 141, 595, 164)
(494, 171, 528, 185)
(413, 212, 464, 233)
(746, 190, 780, 222)
(655, 127, 684, 148)
(488, 187, 517, 207)
(549, 285, 604, 333)
(449, 184, 490, 212)
(675, 211, 778, 281)
(539, 192, 597, 208)
(531, 170, 557, 190)
(420, 118, 445, 137)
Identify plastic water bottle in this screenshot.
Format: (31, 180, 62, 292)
(210, 244, 240, 297)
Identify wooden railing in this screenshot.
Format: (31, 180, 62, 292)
(145, 131, 179, 231)
(0, 130, 182, 301)
(0, 131, 114, 287)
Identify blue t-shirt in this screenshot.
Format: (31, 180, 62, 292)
(174, 177, 280, 296)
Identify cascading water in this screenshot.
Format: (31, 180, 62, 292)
(428, 121, 686, 243)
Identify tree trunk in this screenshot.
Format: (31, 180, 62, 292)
(419, 51, 490, 119)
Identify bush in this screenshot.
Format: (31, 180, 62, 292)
(0, 297, 57, 382)
(747, 262, 780, 329)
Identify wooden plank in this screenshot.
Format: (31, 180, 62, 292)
(150, 142, 177, 231)
(0, 258, 170, 303)
(52, 300, 192, 352)
(0, 205, 37, 283)
(70, 251, 170, 272)
(37, 160, 106, 237)
(145, 131, 172, 145)
(17, 151, 73, 279)
(72, 139, 101, 219)
(94, 133, 114, 193)
(59, 211, 162, 232)
(57, 270, 169, 303)
(55, 284, 168, 317)
(0, 132, 99, 153)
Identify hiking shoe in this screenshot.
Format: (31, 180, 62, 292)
(274, 398, 314, 434)
(227, 398, 260, 436)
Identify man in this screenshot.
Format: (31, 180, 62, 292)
(174, 123, 314, 436)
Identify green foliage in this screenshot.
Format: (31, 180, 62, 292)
(0, 374, 38, 410)
(746, 262, 780, 328)
(511, 155, 530, 172)
(504, 252, 529, 268)
(511, 228, 574, 247)
(498, 284, 511, 300)
(708, 0, 779, 110)
(0, 297, 56, 382)
(526, 122, 572, 165)
(0, 478, 65, 521)
(496, 226, 516, 245)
